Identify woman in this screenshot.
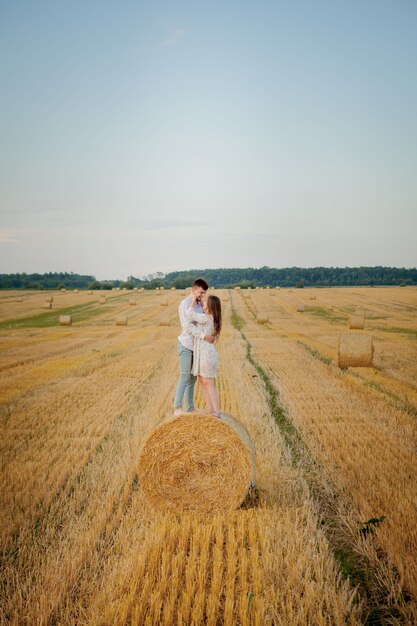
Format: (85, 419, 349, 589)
(185, 293, 222, 416)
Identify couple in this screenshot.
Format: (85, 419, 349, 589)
(173, 278, 222, 417)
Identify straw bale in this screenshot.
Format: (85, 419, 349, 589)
(129, 299, 136, 306)
(270, 290, 275, 296)
(59, 315, 72, 326)
(275, 286, 281, 290)
(138, 412, 256, 514)
(156, 291, 161, 296)
(234, 286, 241, 290)
(181, 291, 187, 296)
(257, 313, 269, 324)
(159, 316, 171, 326)
(349, 314, 365, 329)
(171, 287, 175, 290)
(73, 289, 79, 293)
(338, 334, 374, 369)
(88, 290, 93, 295)
(297, 304, 305, 312)
(45, 296, 53, 303)
(160, 298, 168, 306)
(43, 302, 52, 309)
(60, 288, 66, 292)
(15, 298, 23, 302)
(223, 296, 229, 302)
(309, 296, 316, 300)
(116, 315, 128, 326)
(100, 296, 107, 304)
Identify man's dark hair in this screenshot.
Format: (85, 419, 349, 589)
(192, 278, 209, 291)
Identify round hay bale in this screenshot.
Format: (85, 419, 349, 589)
(88, 290, 93, 295)
(269, 290, 275, 296)
(45, 296, 53, 303)
(297, 304, 305, 312)
(338, 334, 374, 369)
(133, 287, 138, 291)
(99, 296, 107, 304)
(59, 315, 72, 326)
(234, 286, 241, 290)
(159, 316, 171, 326)
(138, 412, 256, 514)
(116, 315, 128, 326)
(43, 302, 52, 309)
(73, 289, 79, 293)
(60, 288, 66, 292)
(160, 298, 168, 306)
(223, 296, 229, 302)
(156, 291, 162, 296)
(349, 314, 365, 329)
(129, 299, 136, 306)
(275, 286, 281, 290)
(257, 313, 269, 324)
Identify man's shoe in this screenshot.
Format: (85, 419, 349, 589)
(173, 408, 183, 417)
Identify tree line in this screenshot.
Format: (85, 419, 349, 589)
(0, 266, 416, 290)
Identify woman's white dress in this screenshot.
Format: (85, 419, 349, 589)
(185, 307, 219, 378)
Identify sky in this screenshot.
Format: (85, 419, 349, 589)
(0, 0, 416, 280)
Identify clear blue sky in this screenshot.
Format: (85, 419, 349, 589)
(1, 0, 416, 279)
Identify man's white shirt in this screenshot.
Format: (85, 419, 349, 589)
(178, 296, 206, 350)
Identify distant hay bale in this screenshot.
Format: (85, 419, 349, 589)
(257, 312, 269, 324)
(297, 304, 305, 312)
(223, 296, 229, 302)
(116, 315, 128, 326)
(288, 290, 293, 293)
(338, 334, 374, 369)
(43, 302, 52, 309)
(160, 298, 168, 306)
(59, 315, 72, 326)
(129, 299, 136, 306)
(234, 286, 241, 290)
(73, 289, 79, 293)
(269, 290, 275, 296)
(159, 316, 171, 326)
(60, 288, 66, 292)
(275, 286, 281, 290)
(181, 291, 187, 296)
(45, 296, 53, 303)
(156, 291, 162, 296)
(171, 287, 175, 290)
(99, 296, 107, 304)
(349, 314, 365, 329)
(309, 296, 316, 300)
(138, 412, 256, 514)
(88, 290, 93, 295)
(15, 297, 23, 302)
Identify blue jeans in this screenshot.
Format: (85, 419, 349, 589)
(174, 342, 196, 411)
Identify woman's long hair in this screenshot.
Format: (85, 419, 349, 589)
(207, 295, 222, 338)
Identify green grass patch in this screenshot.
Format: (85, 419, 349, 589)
(0, 302, 109, 328)
(230, 310, 246, 331)
(375, 326, 417, 339)
(298, 341, 332, 365)
(303, 306, 347, 323)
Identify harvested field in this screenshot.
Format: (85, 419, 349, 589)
(1, 287, 416, 624)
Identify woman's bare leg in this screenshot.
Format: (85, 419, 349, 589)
(202, 377, 220, 415)
(198, 375, 214, 412)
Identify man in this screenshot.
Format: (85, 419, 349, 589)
(173, 278, 215, 415)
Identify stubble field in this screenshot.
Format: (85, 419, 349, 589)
(0, 286, 416, 625)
